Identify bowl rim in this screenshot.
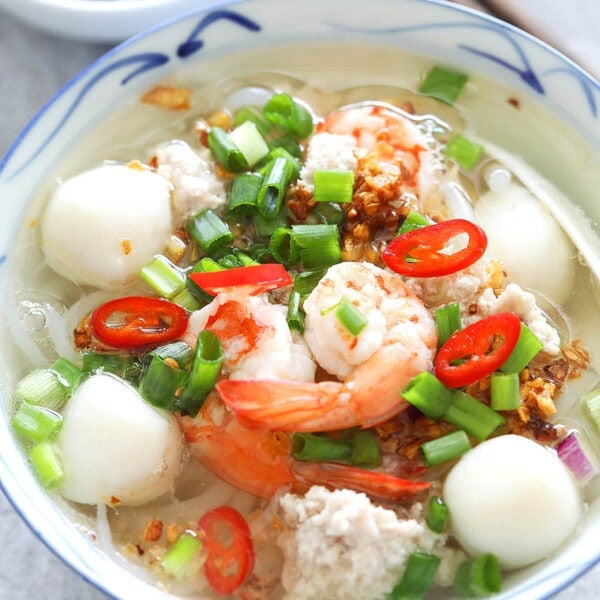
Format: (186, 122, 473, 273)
(1, 1, 600, 599)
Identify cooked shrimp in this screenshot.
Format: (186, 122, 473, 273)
(318, 103, 439, 200)
(179, 394, 430, 501)
(182, 291, 316, 382)
(217, 262, 437, 431)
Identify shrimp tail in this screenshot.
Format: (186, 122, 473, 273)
(216, 379, 346, 431)
(291, 461, 431, 502)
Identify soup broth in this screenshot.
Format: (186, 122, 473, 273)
(2, 42, 600, 599)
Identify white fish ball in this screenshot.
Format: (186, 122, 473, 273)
(42, 164, 172, 290)
(444, 435, 581, 569)
(476, 183, 575, 304)
(57, 373, 182, 506)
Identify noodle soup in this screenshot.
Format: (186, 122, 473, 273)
(2, 36, 600, 600)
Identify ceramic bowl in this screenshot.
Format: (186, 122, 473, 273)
(0, 0, 213, 43)
(1, 0, 599, 598)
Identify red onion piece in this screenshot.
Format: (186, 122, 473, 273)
(556, 432, 598, 483)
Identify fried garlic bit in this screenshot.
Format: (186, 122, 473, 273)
(141, 85, 192, 110)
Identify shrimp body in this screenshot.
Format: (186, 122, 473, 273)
(318, 103, 439, 200)
(218, 262, 437, 431)
(182, 292, 315, 382)
(179, 394, 430, 501)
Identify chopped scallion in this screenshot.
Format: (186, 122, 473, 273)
(435, 303, 461, 347)
(140, 255, 185, 299)
(490, 372, 520, 411)
(81, 351, 134, 378)
(233, 105, 274, 139)
(444, 391, 505, 441)
(12, 403, 63, 443)
(186, 209, 233, 255)
(170, 285, 202, 311)
(583, 388, 600, 432)
(291, 224, 342, 269)
(29, 442, 64, 489)
(270, 227, 300, 265)
(335, 297, 368, 336)
(499, 323, 543, 374)
(426, 496, 449, 533)
(161, 532, 203, 580)
(313, 170, 354, 204)
(402, 372, 454, 420)
(454, 553, 501, 597)
(388, 552, 440, 600)
(291, 432, 353, 462)
(263, 93, 314, 139)
(287, 290, 305, 333)
(312, 202, 345, 225)
(254, 210, 288, 238)
(176, 330, 223, 417)
(50, 357, 83, 392)
(207, 126, 248, 172)
(227, 172, 263, 215)
(140, 354, 190, 410)
(149, 341, 193, 369)
(257, 157, 295, 218)
(261, 146, 301, 179)
(397, 211, 431, 236)
(14, 369, 68, 411)
(444, 134, 484, 170)
(351, 430, 381, 467)
(421, 430, 471, 467)
(419, 66, 468, 105)
(228, 120, 269, 167)
(294, 268, 326, 296)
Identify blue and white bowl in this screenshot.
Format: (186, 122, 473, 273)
(0, 1, 599, 598)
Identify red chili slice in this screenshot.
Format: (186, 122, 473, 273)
(198, 506, 255, 595)
(382, 218, 487, 277)
(434, 313, 521, 388)
(90, 296, 188, 349)
(189, 263, 292, 296)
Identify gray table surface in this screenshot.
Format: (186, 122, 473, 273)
(0, 5, 599, 600)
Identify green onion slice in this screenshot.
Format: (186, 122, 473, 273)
(426, 496, 449, 534)
(312, 202, 345, 225)
(444, 134, 484, 170)
(419, 66, 469, 105)
(29, 442, 64, 489)
(161, 532, 203, 580)
(444, 391, 505, 441)
(176, 330, 224, 417)
(388, 552, 440, 600)
(287, 290, 305, 334)
(291, 432, 353, 462)
(402, 372, 454, 420)
(490, 372, 521, 411)
(421, 430, 471, 467)
(228, 120, 269, 167)
(435, 303, 461, 347)
(207, 126, 248, 172)
(313, 169, 354, 204)
(397, 211, 431, 236)
(15, 369, 67, 411)
(351, 430, 381, 467)
(292, 224, 342, 269)
(263, 93, 314, 139)
(335, 297, 368, 336)
(499, 323, 543, 374)
(227, 172, 263, 215)
(454, 553, 501, 597)
(257, 156, 295, 218)
(583, 387, 600, 432)
(294, 268, 326, 296)
(140, 355, 190, 410)
(140, 255, 185, 299)
(12, 403, 63, 443)
(269, 227, 300, 265)
(186, 209, 233, 255)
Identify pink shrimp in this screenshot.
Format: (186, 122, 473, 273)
(178, 393, 430, 501)
(217, 262, 438, 432)
(317, 102, 439, 198)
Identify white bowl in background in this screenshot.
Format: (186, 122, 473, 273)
(0, 0, 214, 44)
(0, 0, 599, 599)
